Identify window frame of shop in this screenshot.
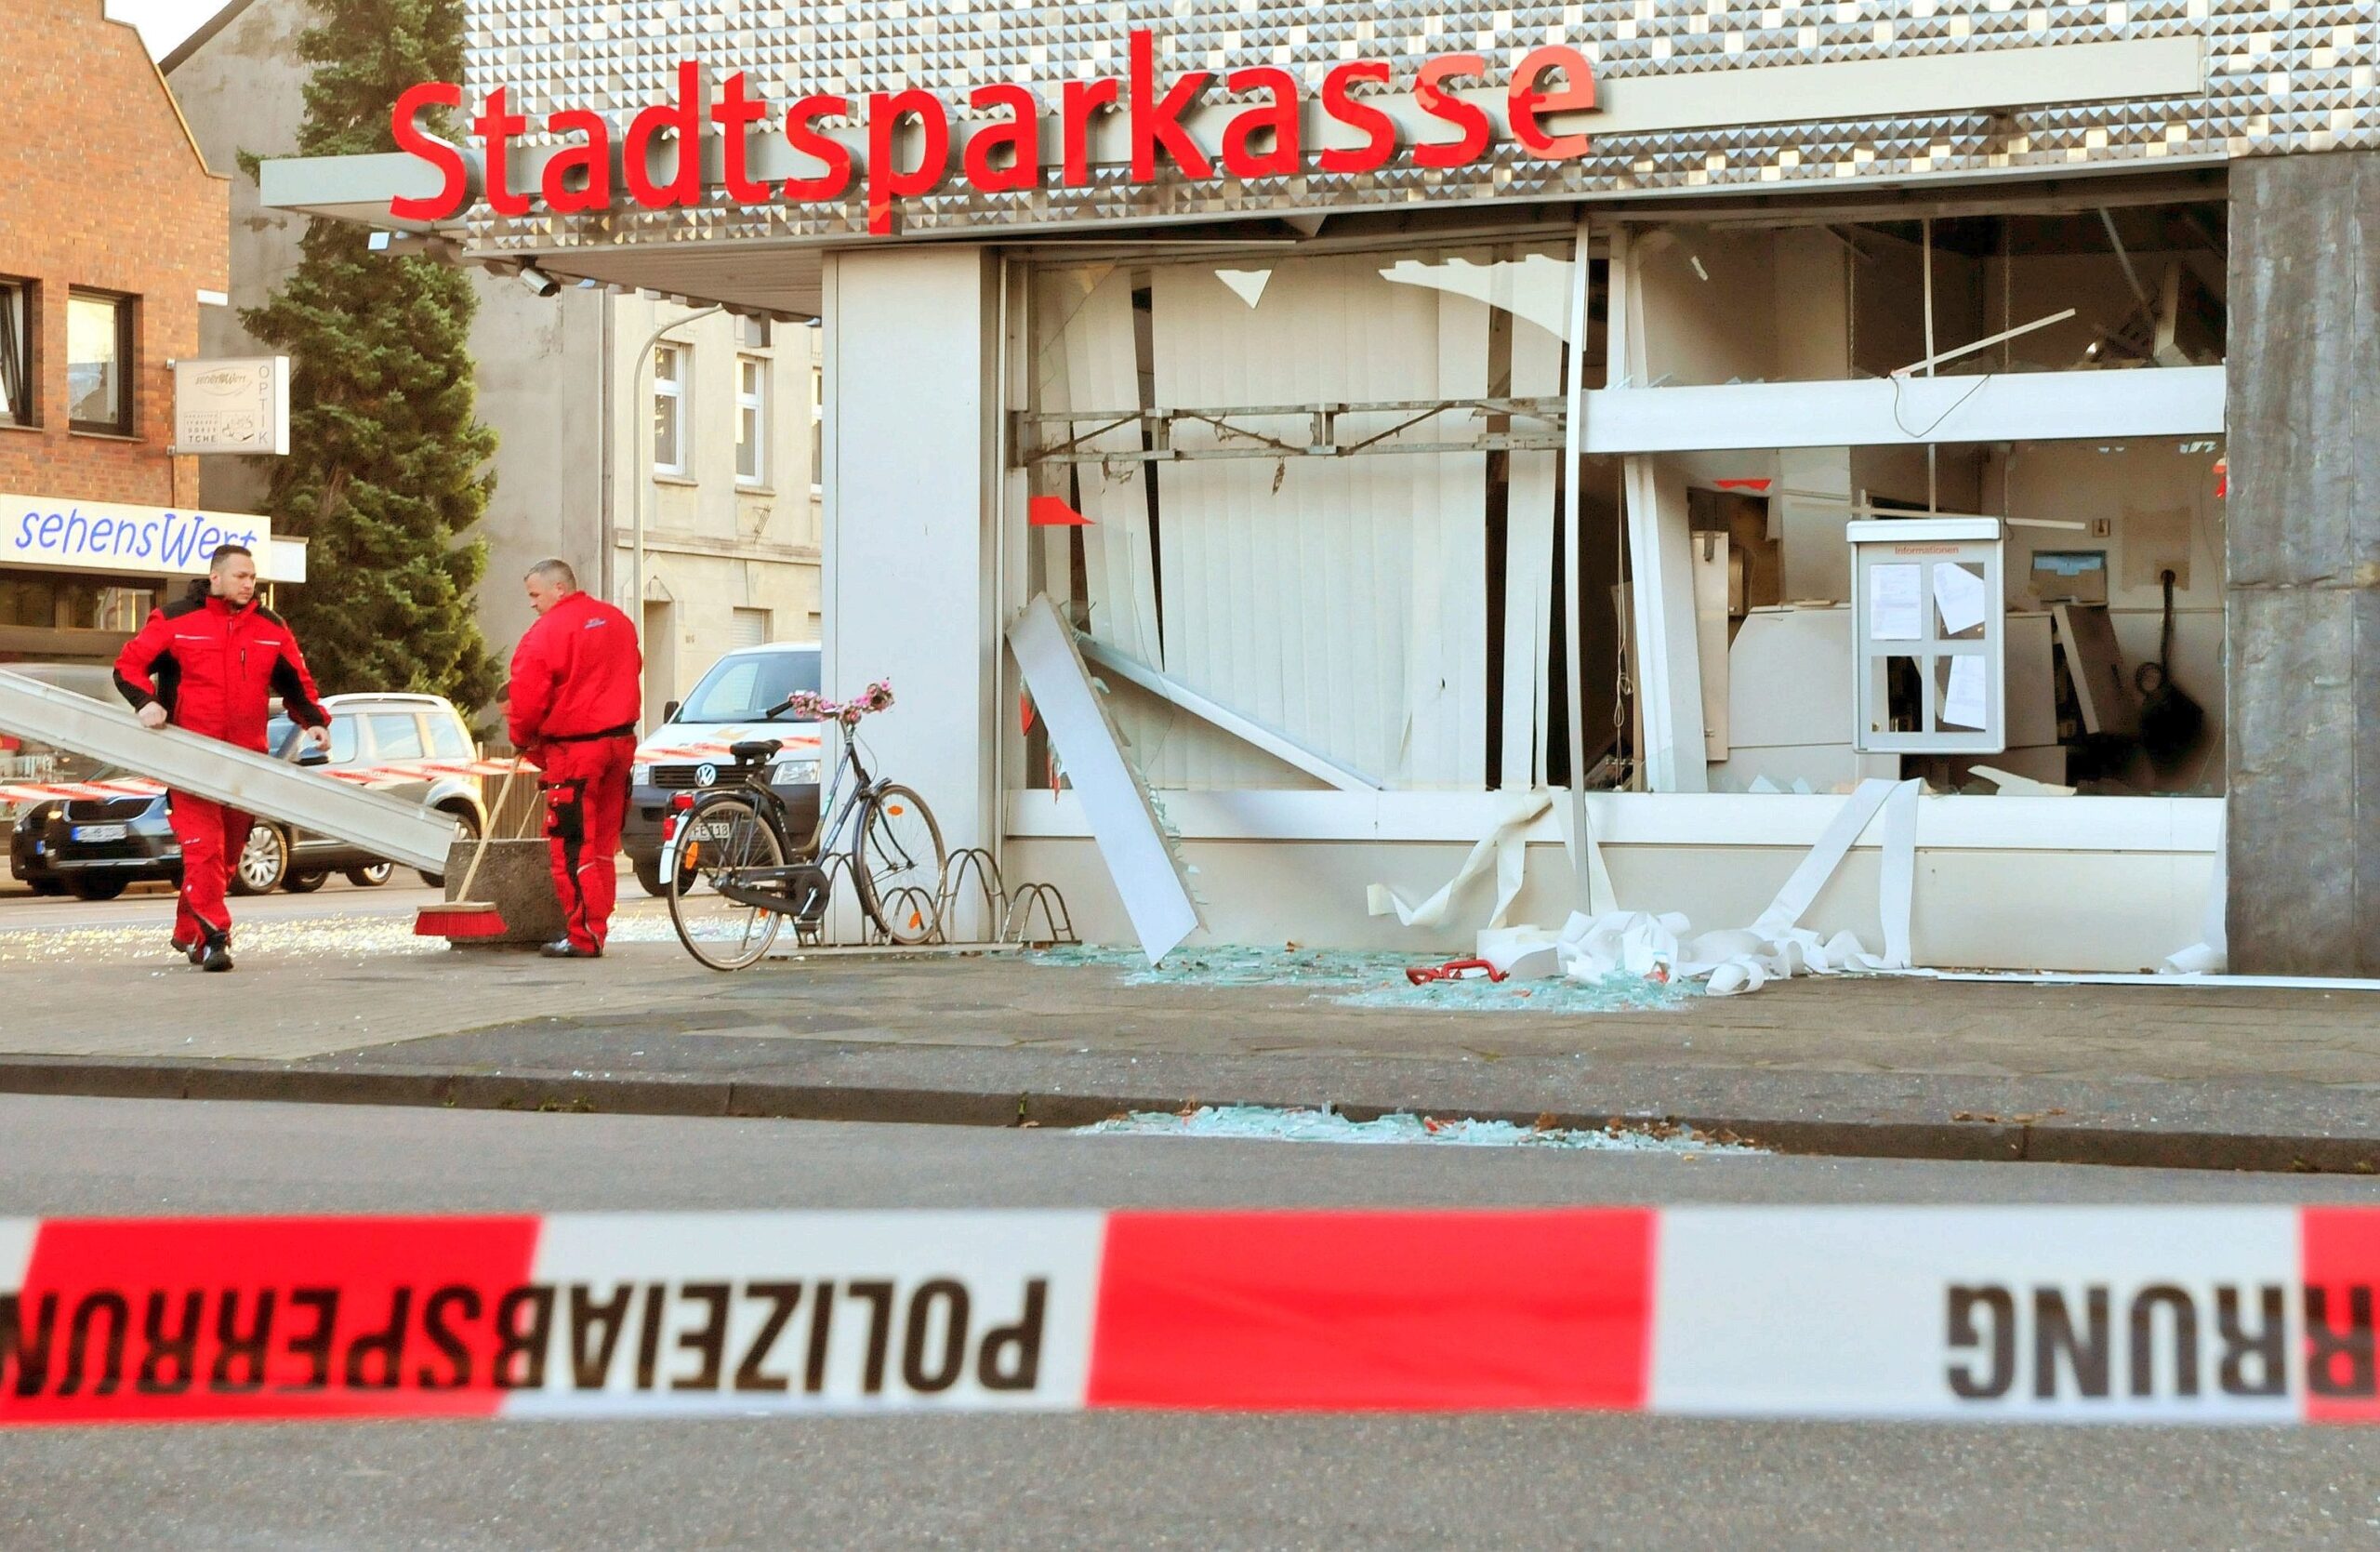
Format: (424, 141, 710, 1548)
(0, 276, 37, 430)
(65, 288, 136, 438)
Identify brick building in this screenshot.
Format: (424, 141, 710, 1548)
(0, 0, 233, 665)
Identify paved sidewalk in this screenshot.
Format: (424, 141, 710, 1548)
(5, 895, 2380, 1171)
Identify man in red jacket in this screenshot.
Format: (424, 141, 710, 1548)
(508, 559, 643, 959)
(113, 544, 331, 972)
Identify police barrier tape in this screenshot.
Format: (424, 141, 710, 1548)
(0, 759, 527, 809)
(2, 1207, 2376, 1426)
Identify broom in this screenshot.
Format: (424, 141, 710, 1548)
(415, 756, 527, 939)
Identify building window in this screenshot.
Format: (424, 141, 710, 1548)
(735, 355, 767, 485)
(0, 278, 34, 428)
(652, 342, 687, 476)
(730, 607, 771, 650)
(67, 291, 134, 437)
(810, 365, 824, 495)
(737, 314, 771, 350)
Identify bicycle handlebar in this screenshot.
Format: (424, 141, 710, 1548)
(764, 680, 897, 727)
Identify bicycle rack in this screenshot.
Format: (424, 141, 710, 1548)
(796, 851, 871, 948)
(1004, 882, 1079, 948)
(765, 845, 1077, 954)
(932, 848, 1009, 946)
(879, 885, 941, 944)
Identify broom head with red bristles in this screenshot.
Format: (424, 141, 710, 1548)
(415, 899, 508, 938)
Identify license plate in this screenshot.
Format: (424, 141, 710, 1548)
(694, 820, 735, 842)
(72, 824, 127, 842)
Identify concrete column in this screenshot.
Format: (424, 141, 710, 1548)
(820, 245, 1000, 859)
(2226, 151, 2380, 974)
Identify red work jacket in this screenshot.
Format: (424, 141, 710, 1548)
(507, 590, 644, 752)
(113, 585, 328, 754)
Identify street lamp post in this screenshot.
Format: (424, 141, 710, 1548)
(628, 303, 727, 619)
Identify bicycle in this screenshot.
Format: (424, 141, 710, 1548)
(663, 680, 947, 971)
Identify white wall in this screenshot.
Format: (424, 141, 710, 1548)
(823, 245, 997, 855)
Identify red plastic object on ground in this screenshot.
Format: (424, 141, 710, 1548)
(1405, 958, 1509, 986)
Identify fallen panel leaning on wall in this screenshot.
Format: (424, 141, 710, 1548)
(1009, 595, 1203, 963)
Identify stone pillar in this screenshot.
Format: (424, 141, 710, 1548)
(2226, 151, 2380, 974)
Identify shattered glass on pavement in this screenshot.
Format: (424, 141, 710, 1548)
(1031, 943, 1693, 1013)
(1079, 1103, 1758, 1152)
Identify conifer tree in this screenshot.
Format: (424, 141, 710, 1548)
(243, 0, 497, 709)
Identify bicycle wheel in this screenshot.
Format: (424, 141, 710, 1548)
(853, 784, 947, 946)
(668, 796, 787, 972)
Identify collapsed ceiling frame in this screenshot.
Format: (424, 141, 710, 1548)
(1014, 397, 1568, 466)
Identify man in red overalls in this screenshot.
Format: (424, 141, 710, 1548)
(113, 544, 331, 973)
(508, 558, 643, 959)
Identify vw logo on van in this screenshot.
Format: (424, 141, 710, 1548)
(695, 763, 720, 789)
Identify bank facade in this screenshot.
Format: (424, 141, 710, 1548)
(266, 1, 2379, 974)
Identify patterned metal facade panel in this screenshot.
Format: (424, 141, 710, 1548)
(458, 1, 2380, 250)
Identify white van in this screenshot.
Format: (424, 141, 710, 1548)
(624, 642, 823, 895)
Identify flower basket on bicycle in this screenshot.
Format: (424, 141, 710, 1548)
(663, 680, 946, 971)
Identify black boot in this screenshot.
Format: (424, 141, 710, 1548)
(539, 940, 601, 960)
(198, 927, 232, 973)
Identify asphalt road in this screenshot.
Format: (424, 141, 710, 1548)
(2, 1096, 2377, 1551)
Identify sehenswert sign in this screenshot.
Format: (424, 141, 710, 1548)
(3, 495, 272, 579)
(171, 357, 291, 458)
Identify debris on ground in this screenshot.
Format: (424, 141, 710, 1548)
(1030, 944, 1692, 1013)
(1077, 1102, 1761, 1152)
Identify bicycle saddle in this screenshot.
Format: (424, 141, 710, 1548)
(729, 738, 784, 763)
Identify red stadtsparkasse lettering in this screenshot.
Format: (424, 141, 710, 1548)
(1127, 30, 1212, 181)
(1060, 78, 1120, 186)
(1317, 61, 1396, 175)
(1219, 67, 1301, 179)
(472, 86, 532, 218)
(390, 81, 470, 221)
(1508, 45, 1596, 158)
(965, 84, 1044, 193)
(714, 72, 775, 203)
(541, 109, 615, 214)
(865, 89, 953, 235)
(1413, 53, 1493, 168)
(626, 60, 706, 209)
(783, 96, 855, 201)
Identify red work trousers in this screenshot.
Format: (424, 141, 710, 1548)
(167, 790, 252, 948)
(538, 736, 636, 953)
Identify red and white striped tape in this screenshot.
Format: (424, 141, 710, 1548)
(641, 735, 823, 763)
(0, 759, 526, 808)
(1, 1206, 2375, 1426)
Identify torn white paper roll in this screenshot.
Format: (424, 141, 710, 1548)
(1367, 790, 1550, 931)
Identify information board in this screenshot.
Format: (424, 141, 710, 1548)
(1847, 518, 2004, 754)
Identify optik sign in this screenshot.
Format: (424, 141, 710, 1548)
(390, 33, 1600, 234)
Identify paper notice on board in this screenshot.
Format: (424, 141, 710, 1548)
(1869, 564, 1924, 641)
(1931, 564, 1989, 637)
(1941, 655, 1988, 729)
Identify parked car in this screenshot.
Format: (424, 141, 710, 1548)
(10, 692, 487, 900)
(1, 662, 118, 851)
(625, 642, 823, 896)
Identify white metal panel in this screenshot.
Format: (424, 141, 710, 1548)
(1008, 595, 1201, 962)
(1583, 367, 2228, 454)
